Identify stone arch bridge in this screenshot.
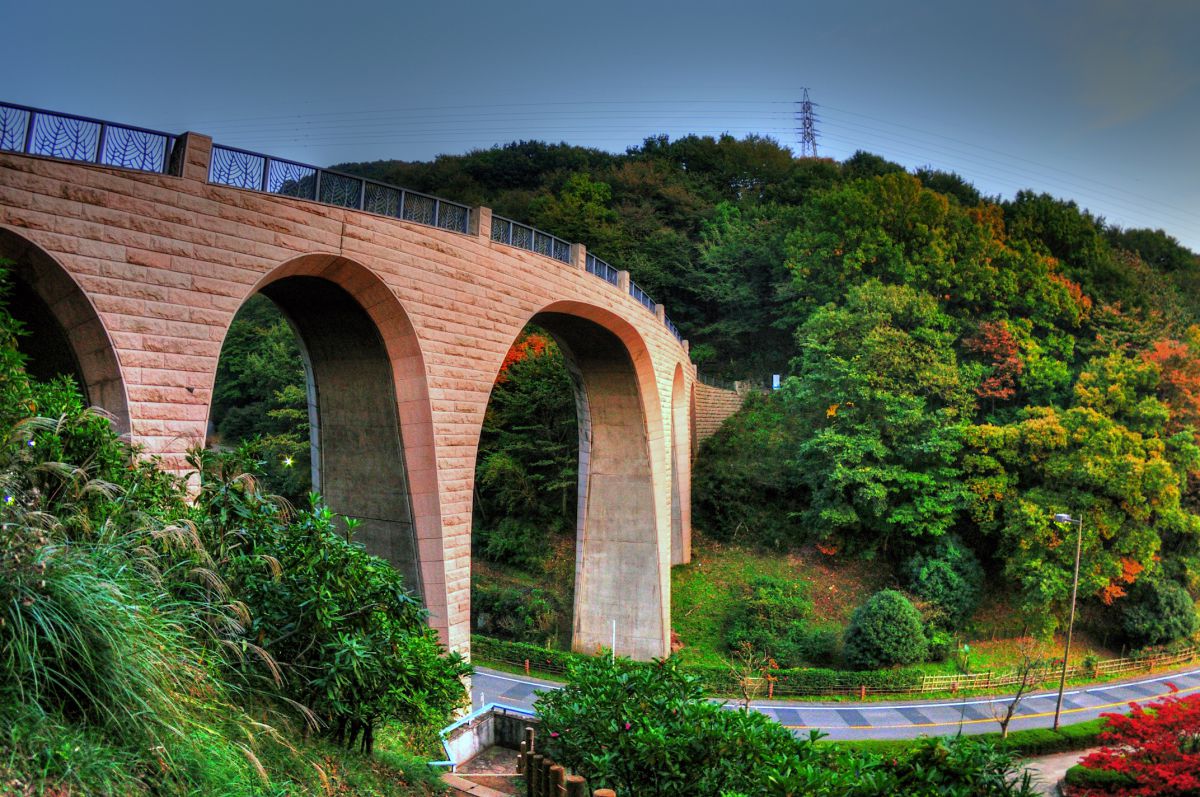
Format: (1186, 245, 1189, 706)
(0, 102, 695, 661)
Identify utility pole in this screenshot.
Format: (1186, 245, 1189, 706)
(1051, 512, 1084, 732)
(796, 88, 819, 158)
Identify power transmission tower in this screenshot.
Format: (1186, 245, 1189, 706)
(796, 88, 819, 158)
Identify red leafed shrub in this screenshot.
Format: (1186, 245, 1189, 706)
(494, 332, 551, 384)
(963, 320, 1023, 401)
(1074, 692, 1200, 796)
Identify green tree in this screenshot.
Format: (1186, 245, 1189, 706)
(787, 280, 971, 551)
(209, 294, 310, 502)
(965, 354, 1200, 630)
(473, 332, 577, 569)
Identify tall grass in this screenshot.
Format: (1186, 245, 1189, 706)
(0, 478, 285, 794)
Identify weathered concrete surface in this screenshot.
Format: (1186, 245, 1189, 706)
(0, 139, 694, 660)
(262, 276, 421, 596)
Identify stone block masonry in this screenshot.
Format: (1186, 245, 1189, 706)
(0, 139, 695, 662)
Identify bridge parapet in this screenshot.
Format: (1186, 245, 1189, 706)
(0, 100, 690, 352)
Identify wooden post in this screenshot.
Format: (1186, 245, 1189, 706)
(530, 754, 544, 797)
(565, 775, 587, 797)
(539, 758, 553, 797)
(525, 658, 531, 675)
(768, 680, 774, 699)
(594, 790, 617, 797)
(525, 726, 536, 756)
(518, 740, 528, 772)
(859, 684, 866, 700)
(551, 765, 566, 796)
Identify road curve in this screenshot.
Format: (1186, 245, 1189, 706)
(472, 664, 1200, 741)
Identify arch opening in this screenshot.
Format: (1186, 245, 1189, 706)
(209, 266, 428, 603)
(0, 227, 129, 432)
(473, 308, 668, 661)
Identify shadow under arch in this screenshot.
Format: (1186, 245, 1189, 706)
(223, 253, 444, 632)
(0, 226, 130, 433)
(481, 299, 670, 660)
(670, 363, 691, 566)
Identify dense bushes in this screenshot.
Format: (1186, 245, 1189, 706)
(692, 392, 806, 548)
(0, 265, 468, 792)
(843, 590, 929, 669)
(191, 449, 472, 753)
(471, 580, 564, 646)
(903, 536, 986, 628)
(724, 576, 839, 666)
(1118, 578, 1198, 647)
(537, 654, 1038, 796)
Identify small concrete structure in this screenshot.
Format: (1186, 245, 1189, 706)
(0, 127, 694, 660)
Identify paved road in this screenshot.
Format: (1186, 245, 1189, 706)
(472, 665, 1200, 741)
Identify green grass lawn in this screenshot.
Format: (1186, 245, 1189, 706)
(671, 537, 1119, 674)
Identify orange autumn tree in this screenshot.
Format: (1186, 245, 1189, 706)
(495, 332, 552, 385)
(1144, 326, 1200, 436)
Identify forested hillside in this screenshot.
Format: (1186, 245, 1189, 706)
(214, 134, 1200, 666)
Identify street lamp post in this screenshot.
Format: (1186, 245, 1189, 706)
(1051, 512, 1084, 732)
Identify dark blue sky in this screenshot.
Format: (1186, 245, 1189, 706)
(6, 0, 1197, 249)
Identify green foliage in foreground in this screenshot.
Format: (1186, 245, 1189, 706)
(0, 264, 465, 794)
(537, 655, 1037, 797)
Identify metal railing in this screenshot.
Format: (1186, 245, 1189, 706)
(697, 372, 737, 391)
(585, 252, 620, 286)
(490, 214, 571, 263)
(0, 101, 177, 174)
(629, 280, 657, 314)
(665, 314, 683, 342)
(207, 143, 471, 233)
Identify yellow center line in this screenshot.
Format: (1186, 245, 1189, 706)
(785, 682, 1200, 731)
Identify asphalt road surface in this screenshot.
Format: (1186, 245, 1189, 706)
(471, 664, 1200, 741)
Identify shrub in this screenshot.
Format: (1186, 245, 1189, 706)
(903, 535, 985, 628)
(474, 514, 550, 570)
(1080, 693, 1200, 796)
(724, 576, 816, 665)
(1118, 578, 1198, 646)
(472, 580, 563, 646)
(1063, 765, 1135, 789)
(193, 449, 472, 753)
(537, 655, 810, 797)
(843, 590, 928, 669)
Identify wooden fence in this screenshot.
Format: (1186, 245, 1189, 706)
(517, 727, 615, 797)
(917, 647, 1198, 693)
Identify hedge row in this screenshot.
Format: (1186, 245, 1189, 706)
(829, 718, 1107, 757)
(472, 635, 923, 695)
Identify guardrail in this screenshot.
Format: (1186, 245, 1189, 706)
(584, 253, 619, 286)
(0, 101, 177, 174)
(207, 143, 471, 233)
(629, 280, 657, 313)
(491, 214, 572, 264)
